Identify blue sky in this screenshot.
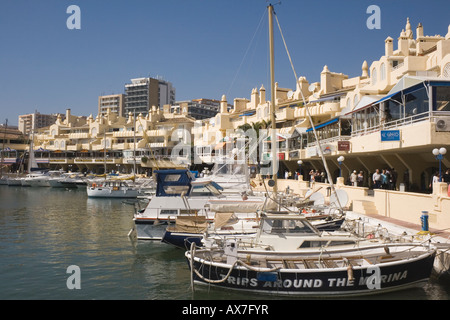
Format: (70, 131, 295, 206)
(1, 0, 449, 126)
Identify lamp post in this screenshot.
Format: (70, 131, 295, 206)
(432, 147, 447, 182)
(337, 156, 345, 178)
(297, 160, 303, 178)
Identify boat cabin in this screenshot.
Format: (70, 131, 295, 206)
(155, 169, 223, 198)
(253, 214, 357, 251)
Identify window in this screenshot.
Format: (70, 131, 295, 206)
(372, 68, 377, 85)
(434, 86, 450, 111)
(404, 86, 429, 117)
(380, 63, 386, 81)
(160, 209, 178, 215)
(443, 63, 450, 78)
(353, 94, 359, 108)
(261, 218, 316, 235)
(384, 94, 402, 123)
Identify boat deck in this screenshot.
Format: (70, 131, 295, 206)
(204, 247, 428, 271)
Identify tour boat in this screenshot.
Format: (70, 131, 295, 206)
(185, 214, 436, 296)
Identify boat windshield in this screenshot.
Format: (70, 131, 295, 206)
(261, 218, 317, 235)
(190, 183, 222, 196)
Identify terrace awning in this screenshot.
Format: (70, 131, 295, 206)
(306, 118, 339, 132)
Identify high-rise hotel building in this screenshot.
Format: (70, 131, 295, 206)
(98, 94, 125, 117)
(124, 77, 176, 116)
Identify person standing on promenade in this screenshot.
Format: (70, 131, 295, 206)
(390, 168, 398, 190)
(357, 171, 364, 187)
(350, 170, 357, 187)
(373, 169, 381, 189)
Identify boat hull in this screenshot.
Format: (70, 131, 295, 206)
(134, 218, 172, 240)
(48, 179, 78, 188)
(186, 247, 436, 297)
(161, 229, 204, 248)
(87, 187, 139, 198)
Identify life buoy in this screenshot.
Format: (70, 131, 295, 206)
(92, 183, 97, 188)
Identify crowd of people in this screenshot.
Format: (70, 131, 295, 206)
(281, 166, 450, 193)
(371, 168, 398, 190)
(430, 168, 450, 186)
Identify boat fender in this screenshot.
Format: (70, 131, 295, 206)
(347, 265, 354, 282)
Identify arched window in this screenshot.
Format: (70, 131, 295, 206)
(91, 127, 97, 136)
(51, 129, 56, 136)
(372, 68, 377, 85)
(443, 63, 450, 78)
(380, 63, 386, 81)
(354, 94, 359, 107)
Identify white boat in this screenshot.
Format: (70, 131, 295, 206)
(87, 178, 141, 198)
(196, 161, 252, 194)
(185, 213, 437, 297)
(132, 169, 272, 241)
(162, 209, 345, 250)
(23, 171, 51, 187)
(161, 213, 260, 249)
(48, 172, 79, 188)
(7, 176, 24, 186)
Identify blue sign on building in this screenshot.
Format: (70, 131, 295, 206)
(381, 130, 400, 141)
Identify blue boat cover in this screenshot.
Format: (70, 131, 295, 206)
(155, 169, 193, 197)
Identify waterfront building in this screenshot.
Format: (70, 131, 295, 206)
(124, 77, 176, 116)
(173, 98, 225, 120)
(18, 112, 65, 135)
(33, 106, 194, 173)
(193, 18, 450, 194)
(0, 123, 28, 173)
(98, 94, 125, 117)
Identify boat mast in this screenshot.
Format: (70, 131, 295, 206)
(1, 119, 7, 178)
(28, 111, 36, 173)
(133, 110, 136, 176)
(268, 4, 277, 194)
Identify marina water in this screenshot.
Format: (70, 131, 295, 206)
(0, 186, 449, 300)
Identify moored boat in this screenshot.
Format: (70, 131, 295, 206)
(87, 178, 140, 198)
(186, 241, 436, 297)
(132, 169, 270, 241)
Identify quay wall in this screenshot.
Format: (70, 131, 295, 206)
(253, 176, 450, 232)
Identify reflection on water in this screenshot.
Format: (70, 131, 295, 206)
(0, 186, 449, 300)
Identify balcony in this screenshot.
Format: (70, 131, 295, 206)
(68, 132, 89, 139)
(112, 131, 138, 138)
(146, 129, 169, 137)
